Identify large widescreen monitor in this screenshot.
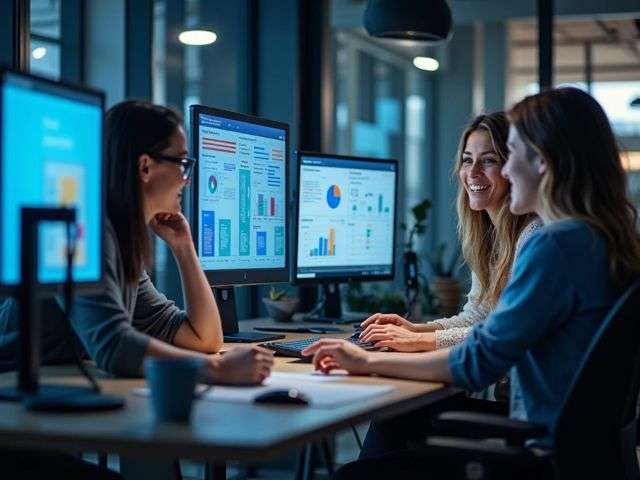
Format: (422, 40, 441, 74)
(190, 105, 289, 286)
(294, 151, 398, 286)
(0, 68, 104, 292)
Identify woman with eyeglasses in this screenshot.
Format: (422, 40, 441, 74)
(0, 100, 274, 385)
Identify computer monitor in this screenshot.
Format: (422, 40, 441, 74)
(0, 68, 104, 293)
(294, 151, 398, 321)
(190, 105, 289, 341)
(0, 68, 120, 408)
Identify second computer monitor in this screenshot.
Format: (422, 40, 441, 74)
(190, 105, 289, 286)
(294, 152, 398, 285)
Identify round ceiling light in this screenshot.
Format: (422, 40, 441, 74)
(31, 47, 47, 60)
(413, 56, 440, 71)
(364, 0, 453, 43)
(178, 30, 217, 46)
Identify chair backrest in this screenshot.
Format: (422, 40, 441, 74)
(554, 277, 640, 478)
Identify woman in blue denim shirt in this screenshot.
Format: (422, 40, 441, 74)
(304, 87, 640, 477)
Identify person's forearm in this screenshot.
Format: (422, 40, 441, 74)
(146, 338, 225, 382)
(366, 348, 453, 383)
(173, 243, 223, 350)
(146, 336, 210, 360)
(415, 322, 443, 333)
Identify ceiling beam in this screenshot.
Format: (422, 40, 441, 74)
(595, 19, 640, 61)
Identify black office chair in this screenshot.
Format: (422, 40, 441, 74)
(421, 277, 640, 479)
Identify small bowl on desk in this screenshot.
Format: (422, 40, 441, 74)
(262, 297, 301, 322)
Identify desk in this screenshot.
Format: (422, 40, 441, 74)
(0, 318, 459, 478)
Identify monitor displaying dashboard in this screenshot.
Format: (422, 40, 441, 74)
(190, 105, 289, 286)
(0, 68, 104, 291)
(294, 152, 398, 284)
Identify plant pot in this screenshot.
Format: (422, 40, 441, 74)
(429, 276, 461, 316)
(262, 298, 301, 322)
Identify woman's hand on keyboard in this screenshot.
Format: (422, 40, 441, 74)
(359, 324, 437, 352)
(301, 339, 372, 375)
(360, 313, 419, 332)
(205, 345, 274, 385)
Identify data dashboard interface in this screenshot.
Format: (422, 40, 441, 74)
(195, 112, 287, 271)
(296, 154, 397, 281)
(1, 72, 102, 286)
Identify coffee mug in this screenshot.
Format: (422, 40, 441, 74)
(144, 357, 206, 422)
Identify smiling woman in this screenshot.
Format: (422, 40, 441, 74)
(459, 128, 509, 220)
(359, 112, 541, 356)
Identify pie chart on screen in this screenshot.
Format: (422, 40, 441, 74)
(208, 175, 218, 194)
(326, 185, 341, 209)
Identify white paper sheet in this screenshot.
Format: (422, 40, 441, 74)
(134, 371, 394, 408)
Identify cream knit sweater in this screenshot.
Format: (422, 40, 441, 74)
(430, 219, 542, 349)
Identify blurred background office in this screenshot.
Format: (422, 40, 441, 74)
(3, 0, 639, 320)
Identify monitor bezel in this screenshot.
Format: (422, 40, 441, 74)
(0, 67, 106, 295)
(293, 150, 399, 286)
(189, 104, 290, 287)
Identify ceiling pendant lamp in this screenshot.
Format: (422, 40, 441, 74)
(364, 0, 453, 43)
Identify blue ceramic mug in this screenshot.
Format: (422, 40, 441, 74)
(144, 357, 206, 422)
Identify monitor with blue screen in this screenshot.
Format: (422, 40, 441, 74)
(0, 69, 104, 292)
(190, 105, 289, 341)
(294, 151, 398, 321)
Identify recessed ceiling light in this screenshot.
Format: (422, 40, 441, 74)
(413, 56, 439, 71)
(31, 47, 47, 60)
(178, 30, 217, 46)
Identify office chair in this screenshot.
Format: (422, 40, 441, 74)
(420, 277, 640, 479)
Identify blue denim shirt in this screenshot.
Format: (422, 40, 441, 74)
(449, 219, 616, 449)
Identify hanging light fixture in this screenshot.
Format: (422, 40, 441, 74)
(364, 0, 453, 43)
(631, 96, 640, 108)
(178, 29, 217, 46)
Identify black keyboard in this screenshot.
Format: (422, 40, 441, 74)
(261, 335, 378, 359)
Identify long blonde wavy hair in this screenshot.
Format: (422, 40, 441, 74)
(455, 112, 536, 306)
(508, 87, 640, 290)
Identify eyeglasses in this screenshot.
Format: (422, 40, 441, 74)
(149, 154, 196, 180)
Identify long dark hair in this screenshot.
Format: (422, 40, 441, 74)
(105, 100, 182, 283)
(454, 112, 536, 305)
(508, 87, 640, 290)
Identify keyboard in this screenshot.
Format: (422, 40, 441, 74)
(261, 335, 378, 359)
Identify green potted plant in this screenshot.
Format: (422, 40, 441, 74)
(262, 286, 301, 322)
(426, 243, 461, 316)
(346, 282, 406, 315)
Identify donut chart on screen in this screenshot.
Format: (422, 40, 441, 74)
(208, 174, 218, 194)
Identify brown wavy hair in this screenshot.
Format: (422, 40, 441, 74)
(508, 87, 640, 290)
(455, 112, 536, 305)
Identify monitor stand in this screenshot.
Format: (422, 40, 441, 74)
(215, 287, 285, 343)
(302, 283, 359, 324)
(0, 207, 124, 411)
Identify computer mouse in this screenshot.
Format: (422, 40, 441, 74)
(254, 388, 310, 405)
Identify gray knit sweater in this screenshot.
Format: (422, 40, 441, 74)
(0, 220, 187, 376)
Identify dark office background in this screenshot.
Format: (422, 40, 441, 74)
(2, 0, 639, 320)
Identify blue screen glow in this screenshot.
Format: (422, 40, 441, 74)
(1, 75, 102, 285)
(196, 112, 287, 271)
